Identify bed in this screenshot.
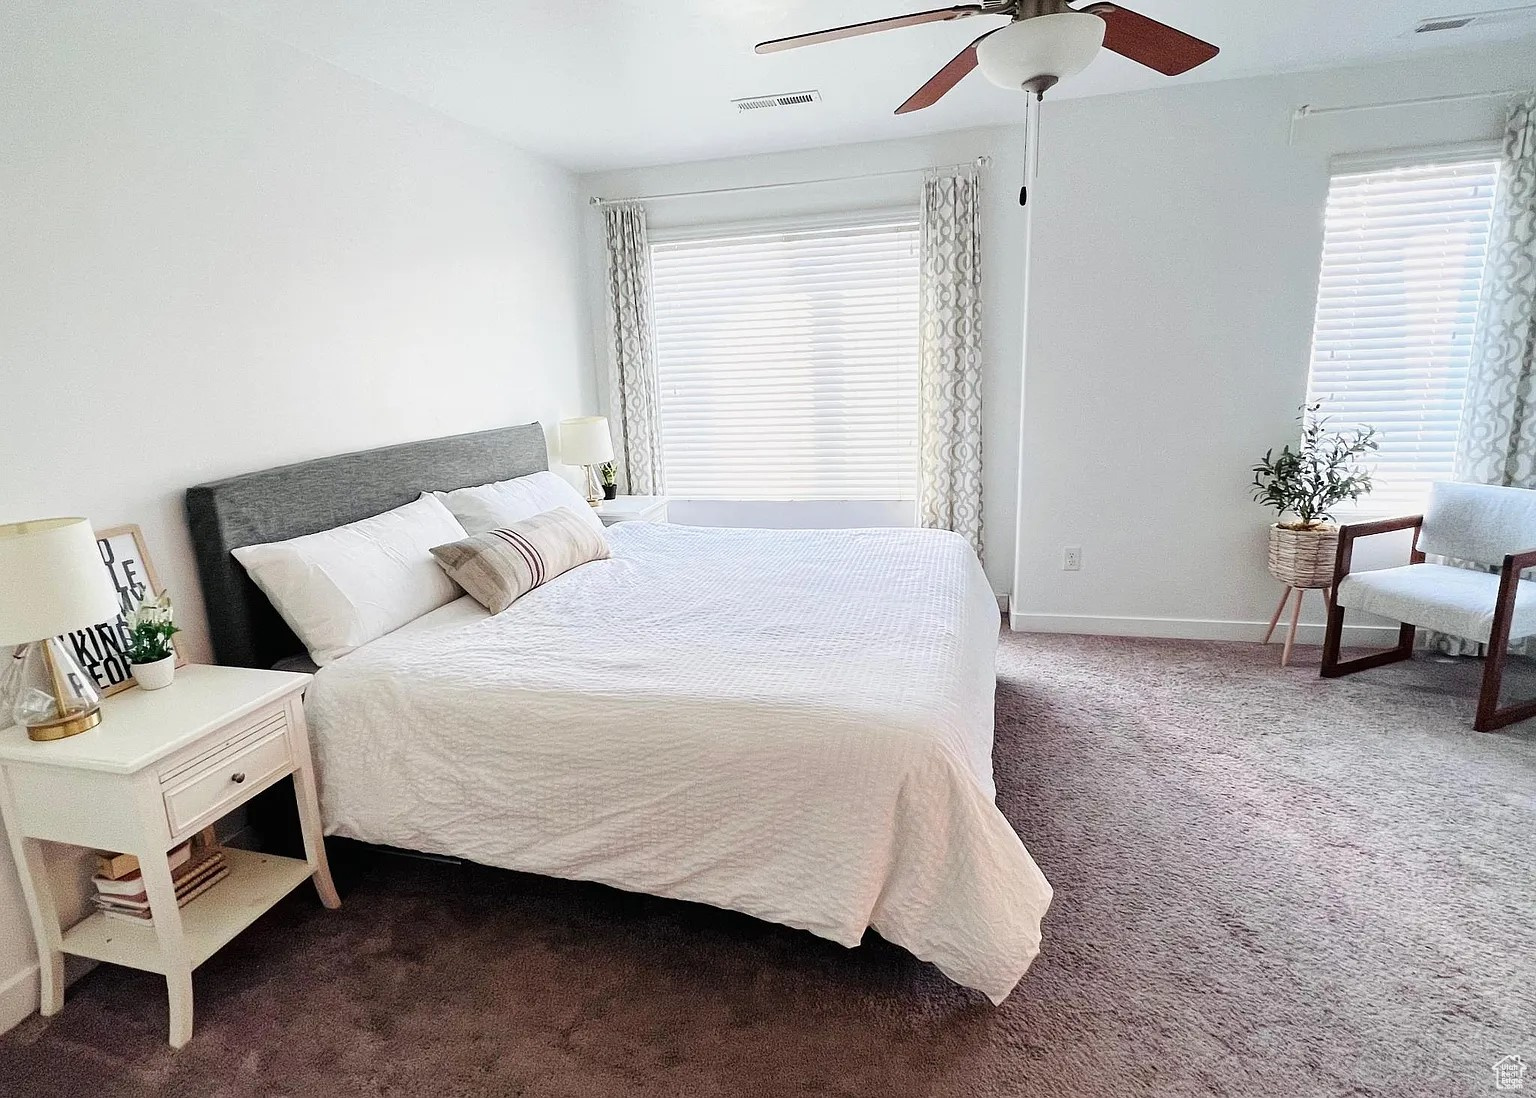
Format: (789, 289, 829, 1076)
(186, 423, 1052, 1002)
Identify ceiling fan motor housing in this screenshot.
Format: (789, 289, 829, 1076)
(976, 12, 1106, 93)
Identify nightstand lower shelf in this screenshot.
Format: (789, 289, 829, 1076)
(61, 848, 314, 974)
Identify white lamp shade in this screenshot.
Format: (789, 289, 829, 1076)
(977, 13, 1105, 90)
(559, 417, 615, 465)
(0, 518, 121, 645)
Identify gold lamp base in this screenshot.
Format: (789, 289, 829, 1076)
(27, 705, 102, 742)
(15, 637, 106, 742)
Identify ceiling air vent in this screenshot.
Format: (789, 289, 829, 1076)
(1409, 5, 1536, 33)
(1416, 16, 1475, 30)
(734, 90, 822, 112)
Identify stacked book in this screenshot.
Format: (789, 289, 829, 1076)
(93, 832, 229, 924)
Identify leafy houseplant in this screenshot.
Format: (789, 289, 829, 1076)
(125, 593, 180, 690)
(1252, 401, 1377, 530)
(599, 461, 618, 501)
(1251, 401, 1378, 589)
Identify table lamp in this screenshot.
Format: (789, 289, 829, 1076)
(559, 417, 615, 506)
(0, 518, 121, 741)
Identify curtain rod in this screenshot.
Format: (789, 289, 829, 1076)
(588, 156, 990, 207)
(1289, 87, 1528, 144)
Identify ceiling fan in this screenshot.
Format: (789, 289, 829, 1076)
(755, 0, 1220, 114)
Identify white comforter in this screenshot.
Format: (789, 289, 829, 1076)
(303, 523, 1052, 1001)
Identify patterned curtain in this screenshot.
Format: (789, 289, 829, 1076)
(918, 169, 985, 559)
(601, 202, 666, 495)
(1432, 95, 1536, 655)
(1457, 96, 1536, 487)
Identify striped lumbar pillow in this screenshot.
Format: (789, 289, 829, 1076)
(430, 507, 609, 614)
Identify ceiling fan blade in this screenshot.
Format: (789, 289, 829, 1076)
(756, 5, 986, 54)
(1080, 3, 1218, 76)
(894, 31, 993, 114)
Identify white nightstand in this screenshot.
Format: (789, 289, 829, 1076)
(594, 495, 670, 526)
(0, 664, 339, 1048)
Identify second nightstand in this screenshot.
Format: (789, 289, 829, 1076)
(594, 495, 670, 526)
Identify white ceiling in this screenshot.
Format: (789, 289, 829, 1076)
(194, 1, 1536, 171)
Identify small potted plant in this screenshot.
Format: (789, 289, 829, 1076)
(599, 461, 618, 501)
(1251, 401, 1377, 589)
(125, 593, 181, 690)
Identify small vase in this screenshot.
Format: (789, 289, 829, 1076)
(131, 655, 176, 691)
(603, 484, 618, 500)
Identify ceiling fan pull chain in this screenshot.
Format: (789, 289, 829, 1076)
(1018, 91, 1030, 206)
(1019, 87, 1042, 207)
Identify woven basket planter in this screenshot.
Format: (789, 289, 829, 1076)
(1267, 524, 1339, 589)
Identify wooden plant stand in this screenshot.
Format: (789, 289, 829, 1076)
(1263, 584, 1333, 668)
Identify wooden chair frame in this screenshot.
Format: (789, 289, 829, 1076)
(1320, 513, 1536, 732)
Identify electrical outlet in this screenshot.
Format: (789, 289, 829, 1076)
(1063, 546, 1082, 571)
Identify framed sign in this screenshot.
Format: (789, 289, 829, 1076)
(55, 525, 184, 697)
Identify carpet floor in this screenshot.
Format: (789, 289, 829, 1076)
(2, 634, 1533, 1097)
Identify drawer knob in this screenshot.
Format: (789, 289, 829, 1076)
(230, 771, 246, 784)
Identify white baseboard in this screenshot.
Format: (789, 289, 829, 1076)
(1008, 611, 1401, 647)
(0, 964, 38, 1037)
(0, 955, 97, 1037)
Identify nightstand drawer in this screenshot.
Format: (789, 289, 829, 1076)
(162, 727, 291, 836)
(157, 707, 288, 787)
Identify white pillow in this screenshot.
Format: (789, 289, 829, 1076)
(232, 495, 467, 666)
(431, 471, 605, 537)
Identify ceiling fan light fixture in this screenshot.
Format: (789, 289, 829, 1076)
(976, 13, 1106, 93)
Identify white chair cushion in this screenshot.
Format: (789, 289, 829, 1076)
(1419, 481, 1536, 566)
(1336, 563, 1536, 643)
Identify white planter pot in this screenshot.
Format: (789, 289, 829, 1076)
(131, 655, 176, 691)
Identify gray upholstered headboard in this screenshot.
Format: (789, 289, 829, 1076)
(185, 422, 549, 670)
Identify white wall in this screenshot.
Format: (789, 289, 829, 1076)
(0, 0, 595, 1033)
(581, 38, 1536, 622)
(1015, 42, 1536, 640)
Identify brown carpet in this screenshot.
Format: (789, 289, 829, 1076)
(2, 634, 1533, 1097)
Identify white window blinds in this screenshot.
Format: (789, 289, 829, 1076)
(649, 214, 920, 501)
(1304, 155, 1500, 514)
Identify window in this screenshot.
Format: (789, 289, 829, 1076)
(1304, 152, 1500, 513)
(649, 214, 920, 501)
